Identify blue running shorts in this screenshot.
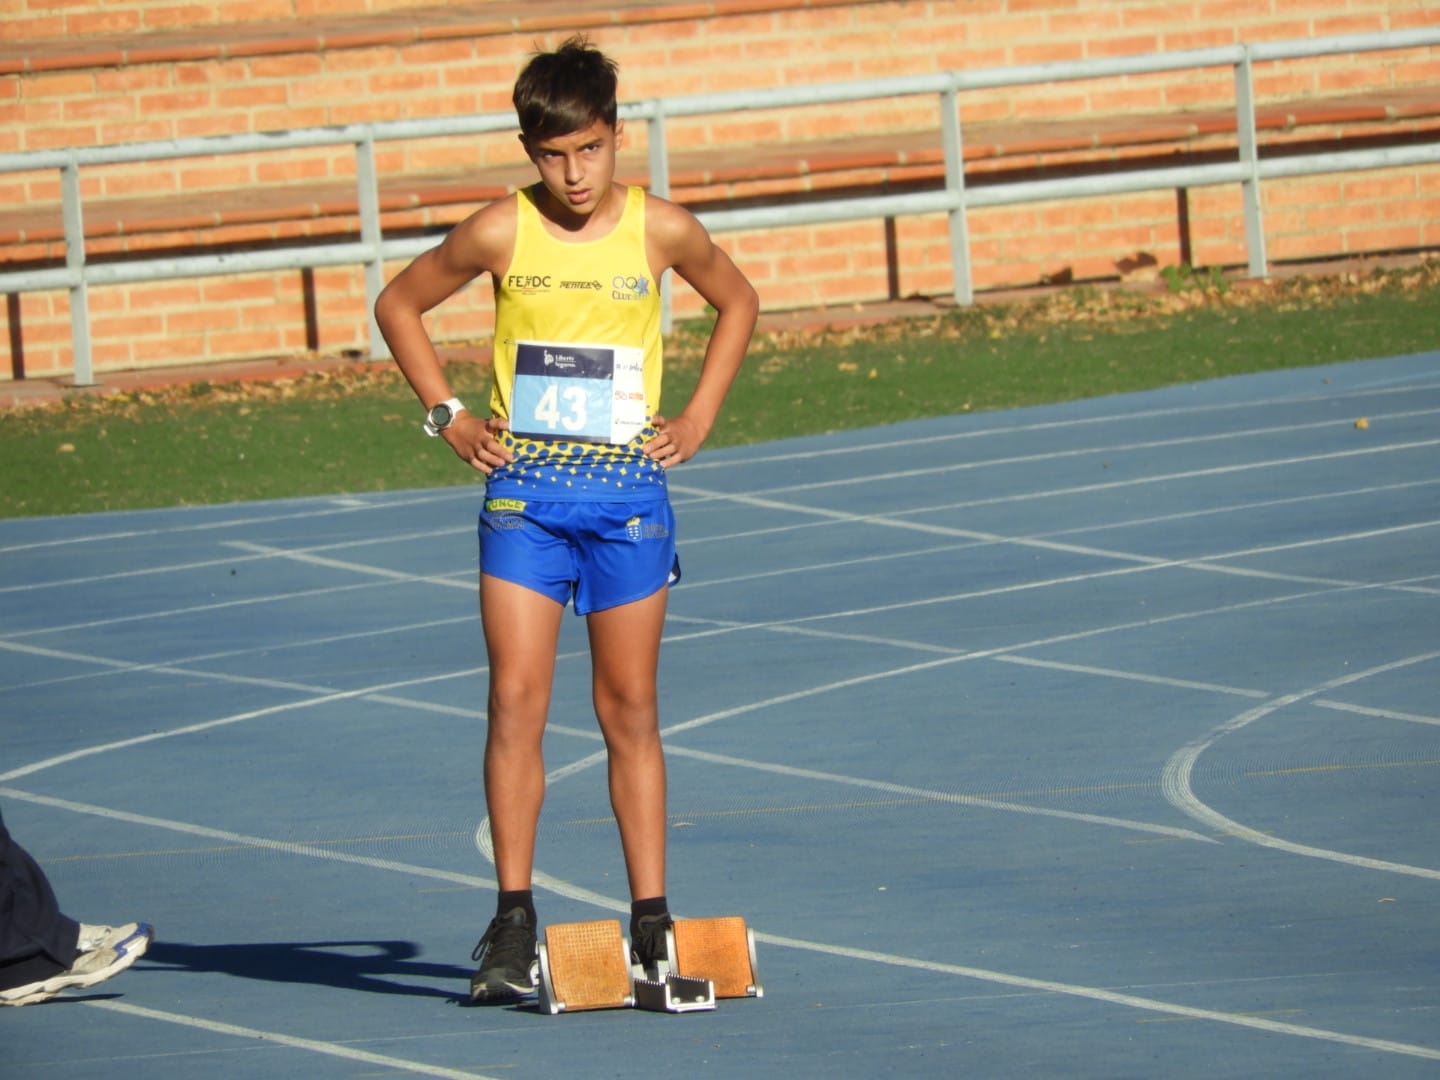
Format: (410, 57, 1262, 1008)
(478, 497, 681, 615)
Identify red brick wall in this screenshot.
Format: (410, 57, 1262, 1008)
(0, 0, 440, 41)
(2, 0, 1438, 380)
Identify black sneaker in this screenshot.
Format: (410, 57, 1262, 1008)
(469, 907, 538, 1003)
(630, 912, 674, 977)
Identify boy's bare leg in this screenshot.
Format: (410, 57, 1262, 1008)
(587, 587, 669, 900)
(480, 574, 565, 892)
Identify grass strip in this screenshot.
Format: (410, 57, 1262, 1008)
(2, 261, 1436, 519)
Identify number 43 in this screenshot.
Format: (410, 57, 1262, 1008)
(533, 384, 588, 433)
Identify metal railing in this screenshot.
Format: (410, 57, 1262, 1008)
(1, 26, 1437, 385)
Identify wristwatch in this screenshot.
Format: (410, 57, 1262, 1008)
(423, 397, 465, 437)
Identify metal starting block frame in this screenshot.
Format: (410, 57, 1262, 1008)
(632, 970, 716, 1013)
(537, 916, 761, 1016)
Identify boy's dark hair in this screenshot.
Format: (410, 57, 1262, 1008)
(513, 35, 620, 142)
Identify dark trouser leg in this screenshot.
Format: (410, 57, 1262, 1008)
(0, 806, 80, 990)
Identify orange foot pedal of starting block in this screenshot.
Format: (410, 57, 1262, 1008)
(671, 916, 764, 999)
(536, 920, 635, 1015)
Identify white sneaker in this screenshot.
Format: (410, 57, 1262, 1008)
(76, 922, 145, 953)
(0, 922, 154, 1007)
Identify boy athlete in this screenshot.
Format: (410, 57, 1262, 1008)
(374, 36, 758, 1003)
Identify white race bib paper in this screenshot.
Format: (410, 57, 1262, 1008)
(510, 340, 647, 444)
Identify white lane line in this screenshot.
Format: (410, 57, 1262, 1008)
(660, 743, 1215, 843)
(734, 561, 1345, 632)
(14, 399, 1428, 585)
(817, 453, 1440, 515)
(993, 654, 1270, 699)
(4, 579, 401, 640)
(0, 696, 354, 783)
(0, 548, 284, 594)
(677, 473, 1440, 600)
(0, 788, 496, 890)
(0, 529, 471, 595)
(751, 932, 1440, 1062)
(518, 861, 1440, 1060)
(2, 535, 1403, 845)
(0, 637, 395, 698)
(678, 477, 1440, 551)
(476, 654, 1223, 940)
(0, 613, 475, 693)
(670, 435, 1440, 526)
(1020, 478, 1440, 542)
(0, 667, 486, 784)
(12, 788, 1434, 1064)
(477, 795, 1440, 1065)
(693, 539, 990, 589)
(683, 523, 1439, 604)
(2, 371, 1428, 1065)
(717, 435, 1440, 500)
(658, 578, 1414, 739)
(0, 490, 473, 555)
(1161, 652, 1440, 881)
(224, 540, 476, 586)
(490, 805, 1440, 1064)
(683, 480, 1440, 571)
(1313, 699, 1440, 727)
(8, 425, 1433, 610)
(674, 484, 1440, 608)
(82, 999, 501, 1080)
(676, 385, 1440, 472)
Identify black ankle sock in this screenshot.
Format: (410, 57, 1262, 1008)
(497, 889, 536, 925)
(630, 895, 669, 933)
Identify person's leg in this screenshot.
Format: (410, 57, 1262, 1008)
(0, 807, 79, 990)
(479, 574, 565, 893)
(469, 574, 564, 1002)
(586, 586, 669, 902)
(1, 807, 153, 1006)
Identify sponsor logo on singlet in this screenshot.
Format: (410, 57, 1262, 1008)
(506, 274, 553, 294)
(611, 273, 651, 301)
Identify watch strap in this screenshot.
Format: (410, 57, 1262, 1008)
(423, 396, 465, 437)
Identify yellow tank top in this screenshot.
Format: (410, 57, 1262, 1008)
(487, 184, 666, 501)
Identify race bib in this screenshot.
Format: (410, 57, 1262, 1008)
(510, 340, 647, 444)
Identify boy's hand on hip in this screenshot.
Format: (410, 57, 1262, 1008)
(645, 414, 705, 468)
(445, 416, 513, 474)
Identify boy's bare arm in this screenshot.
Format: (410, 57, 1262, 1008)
(645, 200, 759, 466)
(374, 202, 516, 473)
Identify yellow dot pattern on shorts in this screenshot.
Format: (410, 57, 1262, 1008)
(497, 429, 665, 495)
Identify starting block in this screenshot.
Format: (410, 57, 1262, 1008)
(670, 917, 764, 999)
(536, 915, 761, 1016)
(536, 920, 635, 1014)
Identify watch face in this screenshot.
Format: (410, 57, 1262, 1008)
(428, 403, 454, 429)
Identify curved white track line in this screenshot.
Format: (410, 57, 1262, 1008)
(466, 661, 1440, 1063)
(1162, 651, 1440, 880)
(8, 786, 1434, 1063)
(472, 810, 1440, 1063)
